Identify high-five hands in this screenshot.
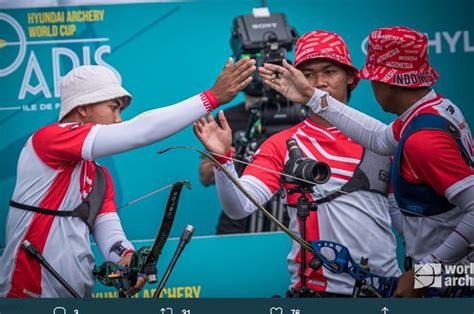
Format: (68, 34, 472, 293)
(211, 57, 256, 105)
(197, 57, 319, 156)
(194, 111, 232, 156)
(258, 59, 315, 104)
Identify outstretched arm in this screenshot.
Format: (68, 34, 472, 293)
(259, 60, 398, 155)
(86, 57, 256, 160)
(194, 111, 273, 219)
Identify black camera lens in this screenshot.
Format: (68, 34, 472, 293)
(298, 159, 331, 184)
(285, 138, 331, 185)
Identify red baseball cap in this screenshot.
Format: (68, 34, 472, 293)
(294, 30, 359, 90)
(360, 26, 439, 88)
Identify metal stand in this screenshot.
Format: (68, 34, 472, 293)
(286, 186, 319, 298)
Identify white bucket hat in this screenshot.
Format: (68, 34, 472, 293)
(58, 65, 132, 121)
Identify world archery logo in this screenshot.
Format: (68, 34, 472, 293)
(413, 263, 442, 288)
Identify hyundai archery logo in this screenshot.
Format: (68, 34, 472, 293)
(414, 263, 442, 288)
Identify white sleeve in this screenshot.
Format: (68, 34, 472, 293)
(89, 93, 209, 160)
(92, 212, 135, 263)
(307, 89, 398, 156)
(423, 185, 474, 264)
(214, 162, 274, 220)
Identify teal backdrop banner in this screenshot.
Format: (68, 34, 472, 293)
(0, 0, 473, 249)
(90, 232, 291, 298)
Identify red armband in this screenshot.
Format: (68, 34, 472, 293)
(213, 149, 232, 165)
(200, 90, 220, 112)
(121, 248, 135, 258)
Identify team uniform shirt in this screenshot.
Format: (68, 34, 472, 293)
(216, 118, 400, 295)
(0, 91, 219, 298)
(310, 89, 474, 263)
(389, 91, 474, 262)
(0, 123, 117, 298)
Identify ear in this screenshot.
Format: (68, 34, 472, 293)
(346, 70, 356, 85)
(76, 105, 88, 118)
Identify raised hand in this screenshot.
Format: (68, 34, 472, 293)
(258, 59, 315, 104)
(210, 57, 256, 105)
(193, 111, 232, 156)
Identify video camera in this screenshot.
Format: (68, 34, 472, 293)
(230, 8, 305, 163)
(230, 8, 296, 99)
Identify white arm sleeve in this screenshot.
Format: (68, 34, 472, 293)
(88, 94, 208, 160)
(93, 212, 135, 263)
(423, 186, 474, 263)
(214, 162, 274, 220)
(307, 89, 398, 155)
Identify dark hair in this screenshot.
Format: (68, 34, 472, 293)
(347, 85, 352, 102)
(345, 67, 357, 102)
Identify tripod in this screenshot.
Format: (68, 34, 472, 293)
(286, 185, 320, 298)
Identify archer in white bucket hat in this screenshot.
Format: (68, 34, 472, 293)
(58, 65, 132, 121)
(1, 57, 256, 298)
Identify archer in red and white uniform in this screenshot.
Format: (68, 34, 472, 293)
(260, 26, 473, 297)
(0, 58, 255, 298)
(195, 31, 401, 297)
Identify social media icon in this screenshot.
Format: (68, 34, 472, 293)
(270, 307, 283, 314)
(53, 307, 66, 314)
(160, 308, 173, 314)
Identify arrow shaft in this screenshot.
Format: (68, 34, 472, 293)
(117, 183, 173, 209)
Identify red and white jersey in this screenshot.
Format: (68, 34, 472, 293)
(391, 90, 474, 261)
(242, 118, 400, 295)
(0, 123, 116, 298)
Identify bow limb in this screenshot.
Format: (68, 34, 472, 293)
(158, 146, 345, 272)
(140, 179, 192, 276)
(158, 146, 314, 252)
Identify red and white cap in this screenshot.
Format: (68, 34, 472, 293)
(294, 30, 359, 90)
(360, 26, 439, 88)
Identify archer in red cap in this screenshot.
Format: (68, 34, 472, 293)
(259, 26, 474, 298)
(294, 30, 360, 90)
(360, 26, 439, 88)
(196, 30, 400, 297)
